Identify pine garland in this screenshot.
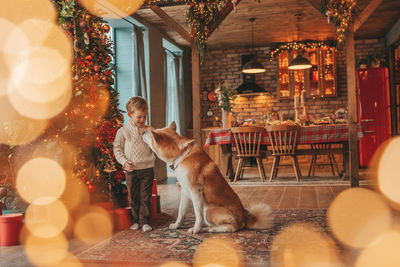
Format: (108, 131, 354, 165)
(321, 0, 357, 48)
(145, 0, 227, 60)
(267, 40, 337, 61)
(52, 0, 126, 203)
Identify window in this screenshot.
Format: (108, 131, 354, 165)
(163, 39, 183, 134)
(106, 18, 148, 123)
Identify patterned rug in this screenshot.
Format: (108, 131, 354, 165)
(74, 208, 329, 266)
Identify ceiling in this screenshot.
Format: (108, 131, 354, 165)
(135, 0, 400, 50)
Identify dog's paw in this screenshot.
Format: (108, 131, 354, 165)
(187, 227, 201, 234)
(169, 223, 179, 230)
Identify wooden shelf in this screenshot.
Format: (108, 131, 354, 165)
(277, 47, 337, 99)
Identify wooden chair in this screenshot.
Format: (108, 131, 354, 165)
(308, 143, 340, 177)
(231, 127, 266, 182)
(266, 125, 302, 182)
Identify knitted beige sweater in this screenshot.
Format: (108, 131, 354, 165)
(113, 121, 155, 170)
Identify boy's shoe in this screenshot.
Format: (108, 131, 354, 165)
(130, 223, 140, 230)
(142, 224, 152, 232)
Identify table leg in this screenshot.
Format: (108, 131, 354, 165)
(220, 144, 234, 181)
(340, 141, 349, 179)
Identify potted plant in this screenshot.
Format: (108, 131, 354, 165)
(368, 53, 386, 68)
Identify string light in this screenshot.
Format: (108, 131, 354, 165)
(322, 0, 356, 48)
(146, 0, 226, 59)
(267, 40, 337, 62)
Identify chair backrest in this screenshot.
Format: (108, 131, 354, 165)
(266, 125, 300, 155)
(231, 126, 265, 157)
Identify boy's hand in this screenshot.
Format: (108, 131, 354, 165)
(124, 161, 134, 172)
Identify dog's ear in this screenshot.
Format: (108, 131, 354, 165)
(151, 131, 162, 142)
(179, 139, 195, 150)
(168, 121, 176, 131)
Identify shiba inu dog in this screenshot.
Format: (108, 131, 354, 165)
(142, 122, 272, 234)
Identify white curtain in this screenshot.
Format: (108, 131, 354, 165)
(165, 50, 182, 134)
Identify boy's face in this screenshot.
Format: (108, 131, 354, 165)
(129, 109, 147, 127)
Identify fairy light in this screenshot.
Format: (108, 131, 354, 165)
(323, 0, 356, 47)
(267, 40, 337, 62)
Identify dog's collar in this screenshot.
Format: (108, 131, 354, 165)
(169, 143, 194, 171)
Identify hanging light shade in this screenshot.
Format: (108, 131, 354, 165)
(288, 13, 312, 70)
(288, 54, 312, 70)
(242, 18, 266, 74)
(243, 59, 266, 73)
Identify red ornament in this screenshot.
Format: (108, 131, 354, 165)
(93, 65, 100, 72)
(105, 55, 112, 64)
(102, 24, 110, 33)
(79, 20, 86, 28)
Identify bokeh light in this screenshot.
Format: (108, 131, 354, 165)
(270, 222, 340, 267)
(25, 199, 69, 238)
(24, 233, 68, 266)
(0, 0, 56, 24)
(9, 46, 71, 103)
(5, 20, 73, 64)
(16, 157, 66, 205)
(193, 237, 243, 267)
(355, 230, 400, 267)
(31, 138, 77, 174)
(8, 83, 72, 119)
(0, 96, 48, 145)
(328, 188, 392, 248)
(60, 175, 91, 213)
(0, 18, 29, 96)
(80, 0, 145, 19)
(378, 137, 400, 208)
(74, 206, 113, 243)
(16, 19, 54, 47)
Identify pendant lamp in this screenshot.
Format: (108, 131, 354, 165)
(288, 14, 312, 70)
(242, 18, 266, 74)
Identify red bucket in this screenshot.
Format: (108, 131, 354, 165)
(0, 213, 23, 246)
(114, 207, 131, 230)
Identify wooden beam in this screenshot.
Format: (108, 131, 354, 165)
(191, 45, 201, 145)
(208, 0, 241, 36)
(353, 0, 383, 32)
(345, 30, 359, 187)
(141, 0, 187, 9)
(150, 5, 192, 44)
(304, 0, 325, 18)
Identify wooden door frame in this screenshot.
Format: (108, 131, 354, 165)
(389, 38, 400, 136)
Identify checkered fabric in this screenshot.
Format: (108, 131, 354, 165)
(204, 124, 349, 147)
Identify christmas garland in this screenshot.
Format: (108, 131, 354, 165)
(267, 40, 337, 62)
(53, 0, 126, 202)
(321, 0, 357, 48)
(145, 0, 227, 59)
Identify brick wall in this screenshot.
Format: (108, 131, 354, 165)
(199, 38, 387, 128)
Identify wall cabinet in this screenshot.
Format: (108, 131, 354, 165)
(277, 48, 337, 99)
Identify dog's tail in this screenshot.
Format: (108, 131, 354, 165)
(245, 203, 273, 230)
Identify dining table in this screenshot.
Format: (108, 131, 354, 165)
(204, 124, 350, 181)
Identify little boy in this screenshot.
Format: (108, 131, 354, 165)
(113, 96, 155, 232)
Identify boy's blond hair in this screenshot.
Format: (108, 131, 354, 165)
(126, 96, 148, 114)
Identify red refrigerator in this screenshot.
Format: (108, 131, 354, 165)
(356, 67, 391, 167)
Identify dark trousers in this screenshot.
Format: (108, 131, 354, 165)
(125, 168, 154, 225)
